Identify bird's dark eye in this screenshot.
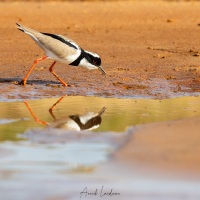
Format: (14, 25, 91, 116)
(93, 60, 97, 64)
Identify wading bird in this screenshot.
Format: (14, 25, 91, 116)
(16, 23, 106, 86)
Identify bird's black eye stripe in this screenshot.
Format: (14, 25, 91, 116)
(84, 52, 101, 66)
(42, 32, 78, 50)
(93, 58, 99, 65)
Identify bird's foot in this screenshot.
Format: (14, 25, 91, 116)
(19, 79, 26, 86)
(62, 83, 68, 87)
(64, 83, 76, 87)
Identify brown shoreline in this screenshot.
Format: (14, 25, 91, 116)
(0, 1, 200, 100)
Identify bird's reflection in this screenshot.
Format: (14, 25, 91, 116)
(24, 96, 106, 131)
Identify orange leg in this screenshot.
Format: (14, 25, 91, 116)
(24, 101, 47, 125)
(49, 61, 68, 86)
(49, 96, 65, 120)
(19, 56, 47, 85)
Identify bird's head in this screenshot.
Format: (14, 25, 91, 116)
(80, 50, 106, 74)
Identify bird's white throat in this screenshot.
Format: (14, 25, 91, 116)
(79, 58, 98, 70)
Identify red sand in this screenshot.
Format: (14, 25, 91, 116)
(0, 1, 200, 99)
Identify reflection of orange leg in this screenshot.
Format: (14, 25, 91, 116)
(19, 56, 47, 85)
(24, 101, 47, 125)
(49, 61, 68, 86)
(49, 96, 65, 120)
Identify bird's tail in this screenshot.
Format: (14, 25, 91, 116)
(15, 23, 39, 35)
(16, 23, 25, 32)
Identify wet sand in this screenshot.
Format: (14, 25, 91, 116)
(0, 0, 200, 99)
(115, 116, 200, 177)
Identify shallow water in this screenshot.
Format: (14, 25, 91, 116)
(1, 96, 200, 200)
(1, 95, 200, 141)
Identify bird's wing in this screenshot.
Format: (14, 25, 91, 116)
(16, 23, 80, 59)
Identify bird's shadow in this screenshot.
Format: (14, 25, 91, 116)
(0, 78, 60, 86)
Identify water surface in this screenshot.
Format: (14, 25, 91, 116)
(1, 96, 200, 141)
(1, 96, 200, 200)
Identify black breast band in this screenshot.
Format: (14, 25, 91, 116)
(69, 49, 85, 66)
